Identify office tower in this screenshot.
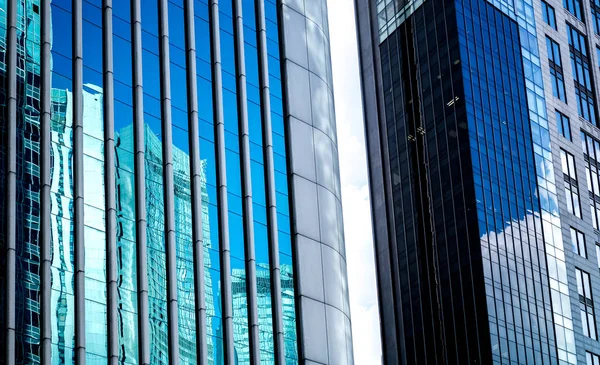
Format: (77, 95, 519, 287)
(357, 0, 600, 363)
(0, 0, 353, 364)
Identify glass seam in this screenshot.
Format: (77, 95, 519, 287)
(255, 0, 286, 362)
(208, 0, 236, 361)
(71, 0, 86, 362)
(102, 0, 119, 363)
(40, 0, 53, 362)
(131, 0, 151, 363)
(231, 0, 262, 363)
(182, 0, 209, 364)
(3, 0, 17, 363)
(156, 0, 181, 362)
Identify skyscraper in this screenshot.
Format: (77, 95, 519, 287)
(357, 0, 600, 363)
(0, 0, 353, 364)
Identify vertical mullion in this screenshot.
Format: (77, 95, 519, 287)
(254, 0, 285, 363)
(157, 0, 180, 363)
(182, 1, 209, 364)
(208, 0, 235, 362)
(103, 0, 119, 364)
(40, 0, 53, 362)
(72, 0, 86, 362)
(3, 1, 17, 364)
(232, 0, 261, 363)
(131, 0, 151, 363)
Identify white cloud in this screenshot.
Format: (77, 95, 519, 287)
(327, 0, 382, 363)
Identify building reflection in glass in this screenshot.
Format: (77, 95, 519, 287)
(0, 1, 302, 364)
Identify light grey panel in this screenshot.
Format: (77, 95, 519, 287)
(306, 20, 327, 80)
(326, 305, 348, 365)
(277, 0, 354, 362)
(296, 235, 325, 302)
(321, 245, 343, 311)
(289, 117, 316, 181)
(310, 73, 331, 139)
(304, 0, 324, 30)
(317, 186, 339, 252)
(344, 314, 354, 365)
(282, 7, 308, 68)
(313, 128, 335, 193)
(299, 297, 329, 364)
(281, 0, 306, 31)
(291, 176, 320, 242)
(285, 61, 312, 124)
(335, 199, 345, 259)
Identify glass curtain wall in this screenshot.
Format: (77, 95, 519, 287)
(0, 0, 302, 364)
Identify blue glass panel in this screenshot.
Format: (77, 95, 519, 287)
(82, 2, 108, 361)
(49, 2, 75, 363)
(140, 2, 169, 364)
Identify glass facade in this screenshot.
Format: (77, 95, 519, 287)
(358, 0, 600, 359)
(0, 0, 350, 364)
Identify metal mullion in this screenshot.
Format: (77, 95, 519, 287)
(254, 0, 285, 363)
(208, 0, 235, 362)
(232, 0, 261, 363)
(131, 0, 151, 363)
(157, 0, 180, 363)
(103, 0, 119, 363)
(3, 1, 17, 363)
(72, 0, 86, 362)
(40, 0, 53, 362)
(182, 1, 209, 364)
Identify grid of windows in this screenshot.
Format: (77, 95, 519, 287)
(567, 24, 598, 125)
(576, 268, 597, 339)
(562, 149, 582, 217)
(557, 110, 572, 140)
(588, 352, 600, 365)
(547, 36, 567, 102)
(581, 131, 600, 229)
(543, 0, 558, 28)
(571, 227, 587, 257)
(592, 0, 600, 34)
(564, 0, 585, 21)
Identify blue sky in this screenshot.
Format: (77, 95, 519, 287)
(327, 1, 382, 362)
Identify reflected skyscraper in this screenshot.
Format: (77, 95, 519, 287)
(357, 0, 600, 363)
(0, 0, 352, 364)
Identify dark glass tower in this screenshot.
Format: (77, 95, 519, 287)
(357, 0, 600, 363)
(0, 0, 353, 364)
